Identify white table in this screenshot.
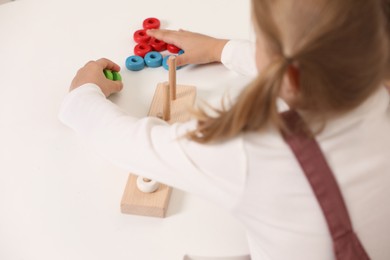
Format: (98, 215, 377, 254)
(0, 0, 255, 259)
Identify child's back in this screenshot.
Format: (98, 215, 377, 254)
(232, 87, 390, 259)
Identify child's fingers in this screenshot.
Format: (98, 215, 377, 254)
(147, 29, 181, 46)
(146, 29, 167, 40)
(101, 79, 123, 97)
(95, 58, 121, 72)
(176, 53, 190, 67)
(110, 80, 123, 92)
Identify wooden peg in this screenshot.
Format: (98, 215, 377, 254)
(163, 82, 171, 121)
(168, 56, 177, 100)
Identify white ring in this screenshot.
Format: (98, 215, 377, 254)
(136, 176, 160, 193)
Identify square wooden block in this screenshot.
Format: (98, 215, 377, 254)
(121, 175, 172, 218)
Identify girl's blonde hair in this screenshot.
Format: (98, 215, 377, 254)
(383, 0, 390, 81)
(187, 0, 389, 143)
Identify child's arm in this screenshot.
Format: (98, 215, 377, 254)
(147, 29, 257, 76)
(59, 58, 245, 209)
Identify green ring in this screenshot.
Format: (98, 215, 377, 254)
(104, 69, 114, 80)
(112, 71, 122, 81)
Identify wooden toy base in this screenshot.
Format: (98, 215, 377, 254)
(148, 83, 196, 122)
(120, 82, 196, 218)
(121, 175, 172, 218)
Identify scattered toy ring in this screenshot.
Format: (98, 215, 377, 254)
(143, 17, 160, 30)
(134, 43, 153, 58)
(133, 29, 151, 44)
(162, 55, 170, 70)
(126, 55, 145, 71)
(150, 38, 167, 52)
(162, 55, 183, 71)
(167, 44, 181, 54)
(144, 51, 163, 68)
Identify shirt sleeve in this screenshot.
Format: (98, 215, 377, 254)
(220, 40, 289, 111)
(221, 40, 257, 76)
(58, 84, 247, 210)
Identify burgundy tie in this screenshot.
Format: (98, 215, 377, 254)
(281, 110, 370, 260)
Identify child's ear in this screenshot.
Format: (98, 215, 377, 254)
(385, 80, 390, 93)
(287, 64, 300, 92)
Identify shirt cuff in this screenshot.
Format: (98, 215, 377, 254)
(58, 83, 132, 137)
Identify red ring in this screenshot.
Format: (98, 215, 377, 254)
(134, 43, 153, 58)
(150, 38, 167, 52)
(133, 29, 151, 44)
(143, 18, 160, 30)
(167, 44, 181, 54)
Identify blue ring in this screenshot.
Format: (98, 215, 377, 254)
(125, 55, 145, 71)
(162, 55, 183, 71)
(144, 51, 163, 68)
(162, 55, 170, 70)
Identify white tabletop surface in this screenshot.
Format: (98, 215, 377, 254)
(0, 0, 255, 259)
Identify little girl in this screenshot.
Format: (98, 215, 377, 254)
(59, 0, 390, 259)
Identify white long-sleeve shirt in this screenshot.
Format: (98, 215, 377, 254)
(59, 40, 390, 260)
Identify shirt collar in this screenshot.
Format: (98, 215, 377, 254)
(316, 86, 389, 140)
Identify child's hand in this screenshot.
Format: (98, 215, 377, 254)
(69, 58, 123, 97)
(147, 29, 228, 67)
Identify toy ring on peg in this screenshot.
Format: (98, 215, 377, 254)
(136, 176, 160, 193)
(143, 17, 161, 30)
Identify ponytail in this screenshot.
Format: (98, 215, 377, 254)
(187, 56, 290, 143)
(382, 0, 390, 81)
(383, 0, 390, 30)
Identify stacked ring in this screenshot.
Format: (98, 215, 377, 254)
(144, 51, 163, 68)
(136, 176, 160, 193)
(126, 55, 145, 71)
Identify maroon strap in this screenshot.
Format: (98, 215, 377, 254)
(280, 110, 370, 260)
